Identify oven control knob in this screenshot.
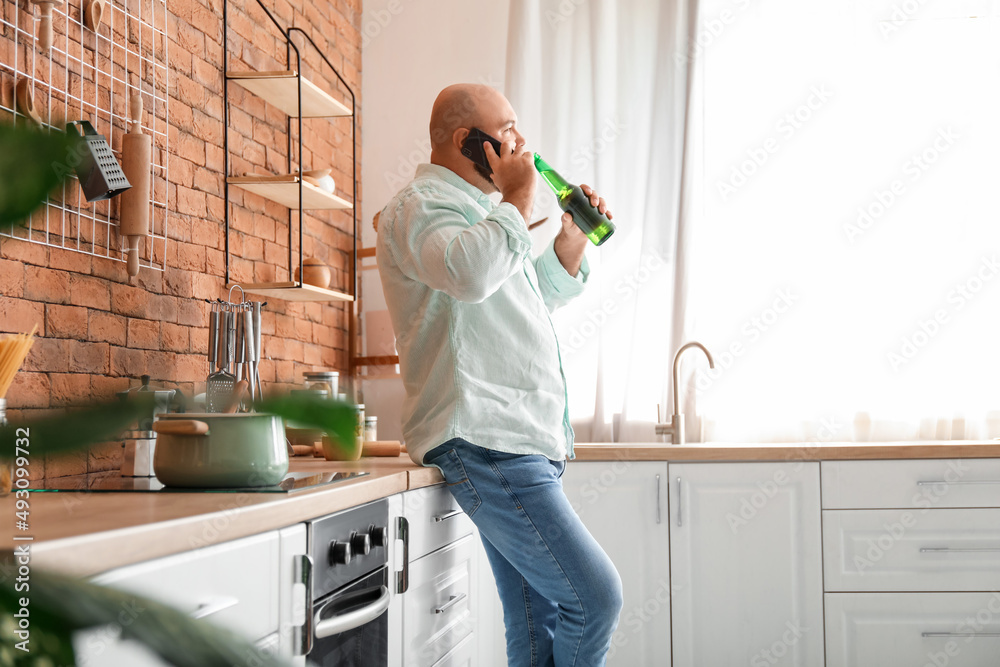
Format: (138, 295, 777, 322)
(351, 531, 371, 556)
(329, 540, 352, 566)
(370, 525, 389, 548)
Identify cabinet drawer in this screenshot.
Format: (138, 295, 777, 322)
(824, 508, 1000, 591)
(428, 633, 475, 667)
(92, 531, 280, 641)
(822, 459, 1000, 509)
(826, 592, 1000, 666)
(404, 485, 474, 561)
(404, 534, 475, 667)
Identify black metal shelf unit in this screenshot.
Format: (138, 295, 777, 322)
(222, 0, 357, 304)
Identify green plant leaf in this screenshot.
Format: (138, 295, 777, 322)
(0, 565, 296, 667)
(0, 398, 152, 458)
(258, 394, 356, 454)
(0, 123, 79, 230)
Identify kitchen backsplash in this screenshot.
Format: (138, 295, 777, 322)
(0, 0, 362, 481)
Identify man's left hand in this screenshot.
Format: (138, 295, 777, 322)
(554, 184, 612, 277)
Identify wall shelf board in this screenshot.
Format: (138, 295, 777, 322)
(228, 175, 353, 210)
(226, 70, 352, 117)
(228, 282, 355, 302)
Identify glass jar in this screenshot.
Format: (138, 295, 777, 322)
(354, 403, 365, 450)
(364, 416, 377, 443)
(304, 371, 339, 397)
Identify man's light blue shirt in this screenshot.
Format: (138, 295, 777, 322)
(376, 163, 589, 464)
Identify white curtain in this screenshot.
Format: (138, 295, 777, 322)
(687, 0, 1000, 443)
(506, 0, 702, 443)
(509, 0, 1000, 445)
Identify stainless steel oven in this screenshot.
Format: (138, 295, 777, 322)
(303, 499, 390, 666)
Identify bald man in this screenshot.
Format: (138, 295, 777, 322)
(377, 84, 623, 667)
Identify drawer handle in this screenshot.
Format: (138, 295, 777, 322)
(434, 593, 467, 614)
(433, 509, 463, 523)
(917, 480, 1000, 486)
(396, 516, 410, 594)
(296, 555, 314, 657)
(191, 596, 239, 619)
(655, 474, 662, 525)
(676, 477, 683, 527)
(920, 547, 1000, 553)
(923, 632, 1000, 638)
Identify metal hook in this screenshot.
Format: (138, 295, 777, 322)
(228, 284, 245, 305)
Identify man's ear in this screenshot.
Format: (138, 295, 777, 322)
(452, 127, 470, 152)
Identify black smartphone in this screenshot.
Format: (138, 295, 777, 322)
(461, 127, 503, 175)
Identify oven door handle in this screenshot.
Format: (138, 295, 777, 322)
(314, 585, 391, 639)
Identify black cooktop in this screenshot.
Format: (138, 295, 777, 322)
(27, 470, 369, 494)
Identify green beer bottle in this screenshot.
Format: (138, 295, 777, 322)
(533, 153, 615, 246)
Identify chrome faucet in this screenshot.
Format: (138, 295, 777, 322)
(656, 341, 715, 445)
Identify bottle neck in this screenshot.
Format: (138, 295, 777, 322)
(533, 153, 574, 200)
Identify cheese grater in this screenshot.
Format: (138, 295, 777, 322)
(206, 309, 236, 412)
(66, 120, 132, 202)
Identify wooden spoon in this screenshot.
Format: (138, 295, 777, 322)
(14, 78, 41, 125)
(83, 0, 104, 31)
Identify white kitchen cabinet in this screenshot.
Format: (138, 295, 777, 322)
(79, 529, 295, 666)
(669, 462, 824, 667)
(562, 460, 671, 666)
(822, 459, 1000, 510)
(824, 507, 1000, 592)
(389, 486, 496, 667)
(403, 533, 477, 666)
(820, 458, 1000, 666)
(277, 523, 308, 665)
(826, 592, 1000, 666)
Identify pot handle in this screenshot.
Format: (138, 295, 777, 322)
(152, 420, 210, 436)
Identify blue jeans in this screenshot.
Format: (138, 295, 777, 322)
(425, 439, 623, 667)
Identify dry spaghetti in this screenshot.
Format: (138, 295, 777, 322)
(0, 325, 37, 399)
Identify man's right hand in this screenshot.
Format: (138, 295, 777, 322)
(485, 141, 537, 223)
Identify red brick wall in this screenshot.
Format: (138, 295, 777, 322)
(0, 0, 361, 481)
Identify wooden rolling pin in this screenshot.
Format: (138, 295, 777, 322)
(119, 93, 150, 281)
(362, 441, 402, 457)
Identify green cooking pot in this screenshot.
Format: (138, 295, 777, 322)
(151, 413, 289, 488)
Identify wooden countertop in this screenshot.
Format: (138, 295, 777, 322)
(571, 440, 1000, 461)
(8, 441, 999, 577)
(2, 454, 441, 577)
